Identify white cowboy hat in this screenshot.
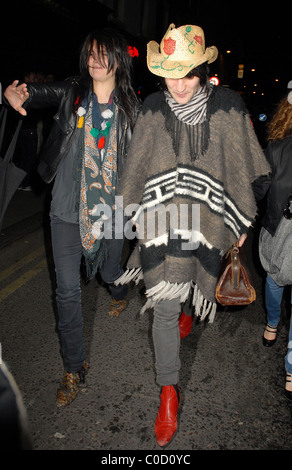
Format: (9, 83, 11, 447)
(147, 24, 218, 79)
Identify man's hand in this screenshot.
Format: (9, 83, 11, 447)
(238, 233, 247, 247)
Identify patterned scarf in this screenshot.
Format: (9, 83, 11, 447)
(79, 93, 118, 278)
(164, 85, 210, 125)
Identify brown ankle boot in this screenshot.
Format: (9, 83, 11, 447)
(108, 299, 127, 317)
(56, 361, 88, 407)
(154, 385, 181, 447)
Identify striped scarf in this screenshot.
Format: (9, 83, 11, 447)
(164, 85, 210, 125)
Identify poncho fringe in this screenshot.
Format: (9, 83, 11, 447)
(114, 268, 217, 322)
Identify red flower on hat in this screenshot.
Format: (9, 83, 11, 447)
(163, 37, 176, 56)
(194, 35, 203, 46)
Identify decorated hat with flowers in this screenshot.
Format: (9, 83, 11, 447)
(147, 23, 218, 79)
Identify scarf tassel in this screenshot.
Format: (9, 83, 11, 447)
(83, 238, 108, 281)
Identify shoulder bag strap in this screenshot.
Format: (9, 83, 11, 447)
(0, 108, 23, 164)
(0, 107, 8, 155)
(3, 118, 23, 164)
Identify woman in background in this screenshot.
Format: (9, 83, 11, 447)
(254, 94, 292, 400)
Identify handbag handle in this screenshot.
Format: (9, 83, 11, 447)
(225, 242, 241, 289)
(231, 244, 240, 289)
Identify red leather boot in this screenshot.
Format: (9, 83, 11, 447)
(154, 385, 181, 447)
(179, 312, 193, 339)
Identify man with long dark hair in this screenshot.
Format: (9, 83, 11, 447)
(115, 23, 270, 447)
(4, 28, 140, 407)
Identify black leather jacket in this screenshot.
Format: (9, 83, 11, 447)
(252, 136, 292, 236)
(25, 77, 140, 183)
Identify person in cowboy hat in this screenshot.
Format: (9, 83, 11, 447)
(115, 24, 270, 447)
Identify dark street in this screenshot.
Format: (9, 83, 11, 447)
(1, 0, 292, 460)
(0, 190, 291, 454)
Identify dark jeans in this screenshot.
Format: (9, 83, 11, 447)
(50, 216, 127, 372)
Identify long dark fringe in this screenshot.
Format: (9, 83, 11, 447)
(76, 28, 139, 127)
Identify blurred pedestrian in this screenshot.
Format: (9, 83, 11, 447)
(115, 23, 270, 446)
(3, 27, 140, 407)
(253, 93, 292, 400)
(0, 361, 32, 449)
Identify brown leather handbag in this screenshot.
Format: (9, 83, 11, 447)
(215, 242, 256, 306)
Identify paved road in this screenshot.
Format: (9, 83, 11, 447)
(0, 202, 291, 454)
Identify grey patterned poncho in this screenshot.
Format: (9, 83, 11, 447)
(115, 86, 270, 322)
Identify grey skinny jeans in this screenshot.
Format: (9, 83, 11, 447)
(152, 298, 193, 386)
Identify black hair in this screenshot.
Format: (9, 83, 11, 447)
(159, 62, 210, 90)
(185, 62, 210, 86)
(78, 28, 139, 127)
